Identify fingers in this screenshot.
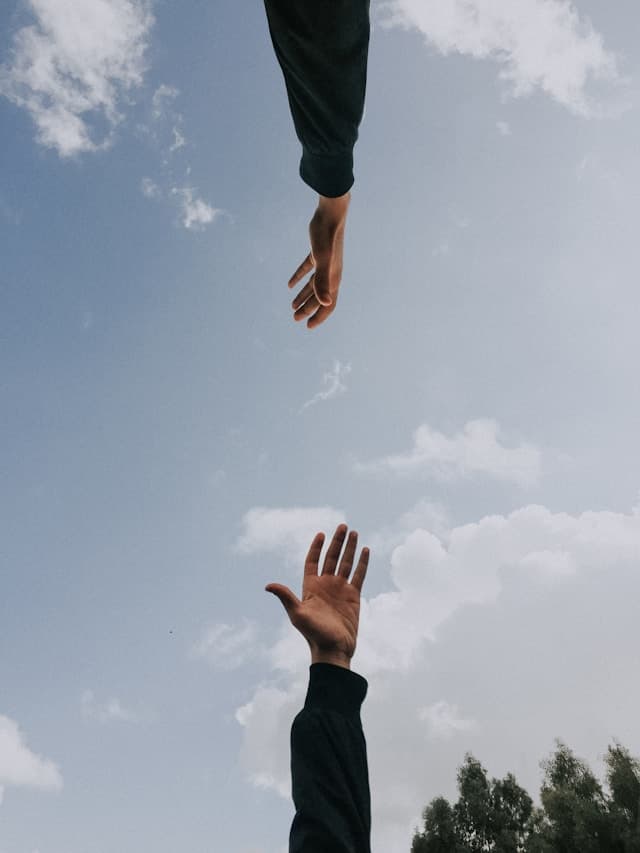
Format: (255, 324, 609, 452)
(292, 278, 315, 312)
(337, 530, 358, 579)
(265, 583, 301, 618)
(288, 253, 315, 289)
(313, 274, 332, 307)
(304, 531, 325, 575)
(350, 547, 370, 592)
(321, 524, 348, 575)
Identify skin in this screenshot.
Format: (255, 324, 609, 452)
(265, 523, 370, 670)
(289, 192, 351, 330)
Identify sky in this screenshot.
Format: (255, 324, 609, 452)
(1, 0, 640, 851)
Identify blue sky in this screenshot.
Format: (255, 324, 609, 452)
(2, 1, 640, 851)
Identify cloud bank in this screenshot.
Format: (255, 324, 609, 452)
(376, 0, 623, 116)
(231, 499, 640, 852)
(0, 0, 154, 156)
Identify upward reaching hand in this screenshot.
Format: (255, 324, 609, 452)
(265, 524, 369, 667)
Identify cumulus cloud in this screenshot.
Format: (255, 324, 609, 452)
(355, 418, 541, 487)
(0, 0, 154, 157)
(81, 690, 137, 724)
(0, 715, 62, 799)
(235, 506, 347, 568)
(170, 186, 221, 231)
(376, 0, 623, 116)
(232, 500, 640, 852)
(191, 619, 261, 671)
(300, 360, 351, 412)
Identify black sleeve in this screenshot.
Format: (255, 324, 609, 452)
(289, 663, 371, 853)
(263, 0, 371, 198)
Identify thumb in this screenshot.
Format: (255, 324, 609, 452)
(265, 584, 300, 617)
(312, 272, 332, 307)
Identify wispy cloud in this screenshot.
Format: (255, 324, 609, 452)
(0, 0, 154, 157)
(300, 360, 351, 412)
(191, 619, 261, 671)
(140, 176, 161, 199)
(0, 714, 62, 800)
(496, 120, 511, 136)
(376, 0, 625, 117)
(81, 690, 137, 724)
(170, 186, 222, 231)
(418, 701, 477, 740)
(354, 418, 541, 487)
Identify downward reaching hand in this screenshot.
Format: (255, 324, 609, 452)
(265, 524, 369, 667)
(288, 193, 350, 329)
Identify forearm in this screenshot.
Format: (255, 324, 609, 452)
(263, 0, 370, 197)
(289, 664, 371, 853)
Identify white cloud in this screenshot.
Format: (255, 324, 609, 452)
(232, 500, 640, 852)
(418, 701, 477, 740)
(496, 119, 512, 136)
(355, 418, 541, 487)
(0, 0, 154, 157)
(191, 619, 261, 671)
(376, 0, 623, 117)
(235, 506, 346, 568)
(169, 126, 186, 152)
(151, 83, 178, 120)
(140, 176, 161, 199)
(0, 715, 62, 797)
(171, 186, 221, 231)
(300, 360, 351, 411)
(81, 690, 137, 724)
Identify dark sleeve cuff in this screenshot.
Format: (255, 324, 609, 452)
(300, 149, 355, 198)
(304, 663, 368, 715)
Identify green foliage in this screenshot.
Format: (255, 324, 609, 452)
(411, 739, 640, 852)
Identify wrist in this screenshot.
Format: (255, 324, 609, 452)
(318, 191, 350, 220)
(310, 649, 352, 670)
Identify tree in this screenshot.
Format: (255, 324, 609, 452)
(411, 739, 640, 852)
(604, 741, 640, 853)
(411, 796, 459, 853)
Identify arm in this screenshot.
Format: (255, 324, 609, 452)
(266, 525, 372, 853)
(262, 1, 371, 328)
(262, 0, 371, 198)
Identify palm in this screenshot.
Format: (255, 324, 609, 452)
(294, 573, 360, 657)
(266, 525, 370, 660)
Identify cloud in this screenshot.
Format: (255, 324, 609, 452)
(81, 690, 137, 724)
(235, 506, 346, 568)
(170, 186, 221, 231)
(496, 119, 511, 136)
(376, 0, 623, 116)
(300, 360, 351, 412)
(140, 176, 161, 199)
(191, 619, 261, 671)
(0, 0, 154, 157)
(232, 500, 640, 852)
(0, 715, 62, 798)
(355, 418, 541, 487)
(418, 701, 477, 740)
(151, 83, 178, 120)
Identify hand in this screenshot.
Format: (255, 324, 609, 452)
(288, 192, 351, 330)
(265, 524, 370, 668)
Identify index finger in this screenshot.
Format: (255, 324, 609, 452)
(289, 253, 315, 289)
